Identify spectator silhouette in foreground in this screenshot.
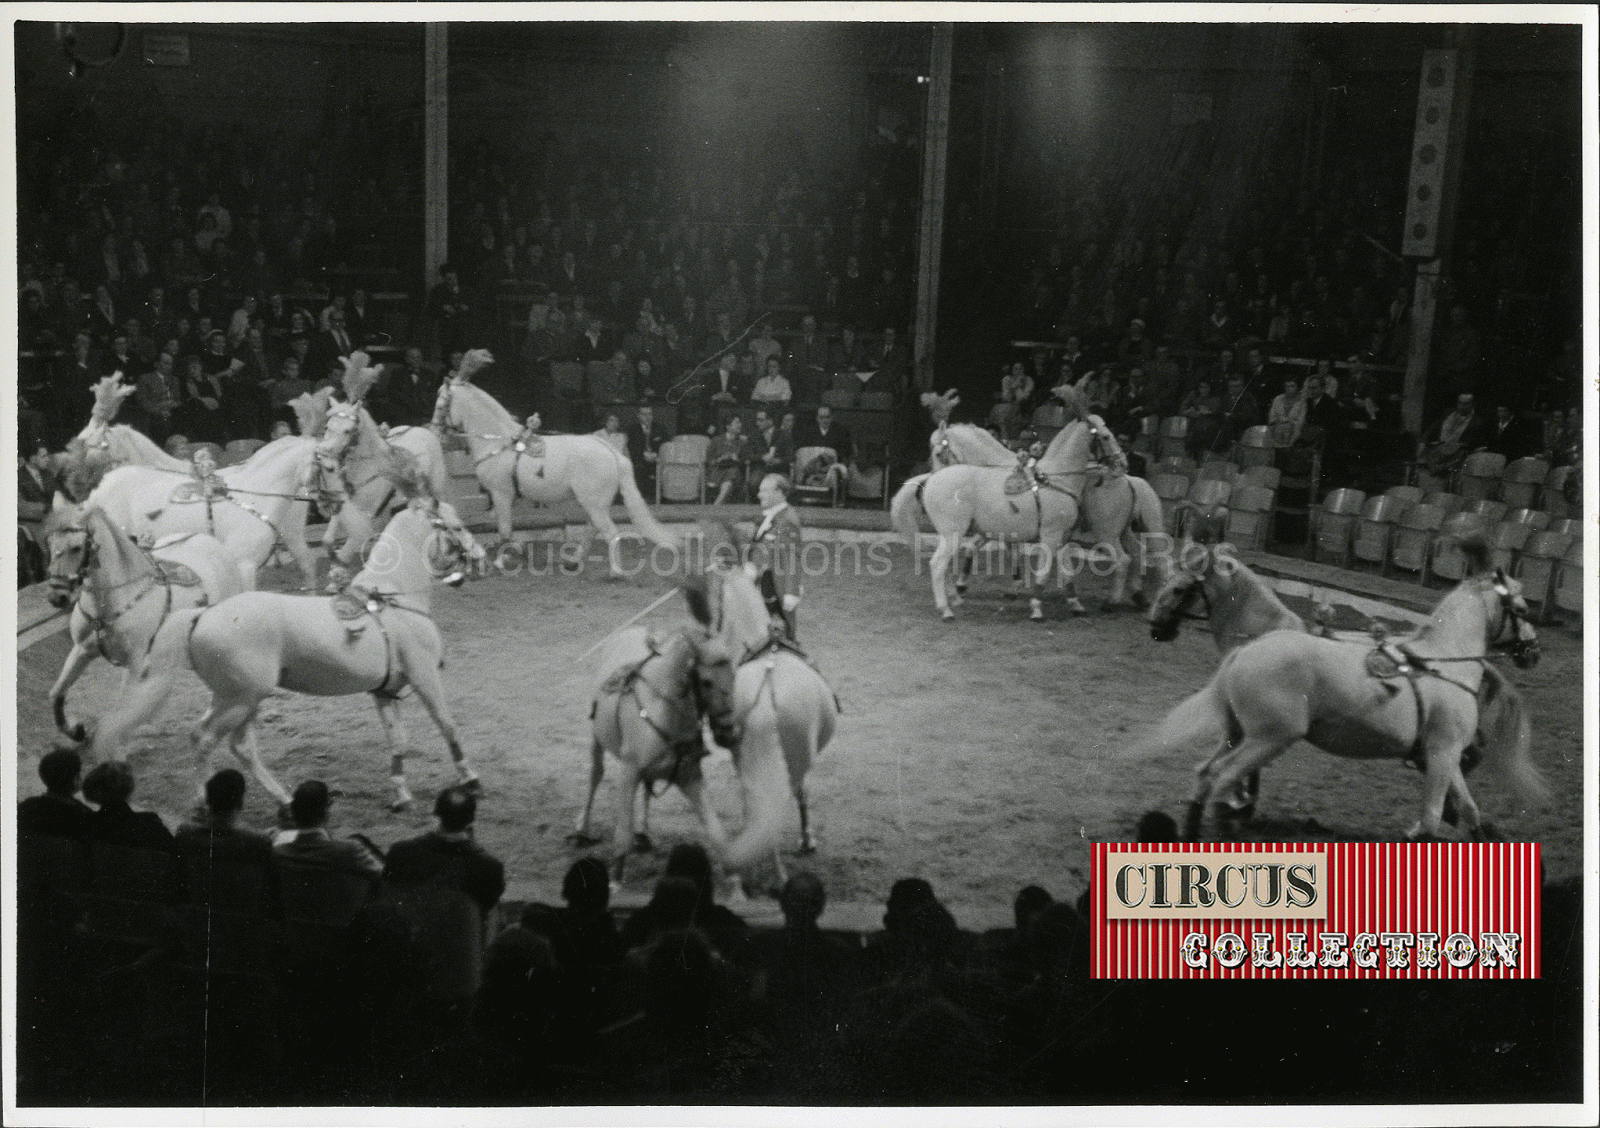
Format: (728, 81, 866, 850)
(622, 844, 749, 963)
(81, 761, 174, 852)
(177, 768, 274, 864)
(18, 749, 92, 839)
(272, 779, 383, 884)
(554, 857, 623, 968)
(382, 785, 506, 920)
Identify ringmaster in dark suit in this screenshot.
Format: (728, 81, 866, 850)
(382, 785, 506, 920)
(749, 474, 805, 641)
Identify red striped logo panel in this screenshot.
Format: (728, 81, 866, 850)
(1091, 843, 1540, 979)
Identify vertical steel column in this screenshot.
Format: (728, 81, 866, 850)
(913, 24, 954, 394)
(1402, 31, 1475, 435)
(423, 23, 449, 297)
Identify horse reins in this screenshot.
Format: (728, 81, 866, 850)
(57, 523, 178, 662)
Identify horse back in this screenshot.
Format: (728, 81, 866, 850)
(189, 591, 395, 697)
(1222, 631, 1419, 742)
(152, 533, 252, 599)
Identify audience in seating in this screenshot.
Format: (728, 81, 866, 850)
(272, 778, 384, 884)
(13, 752, 1588, 1104)
(18, 749, 92, 839)
(382, 785, 507, 921)
(81, 761, 175, 852)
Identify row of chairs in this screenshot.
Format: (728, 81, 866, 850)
(655, 434, 889, 507)
(1312, 486, 1583, 619)
(1134, 418, 1294, 468)
(1419, 452, 1575, 515)
(173, 437, 264, 467)
(1150, 460, 1283, 549)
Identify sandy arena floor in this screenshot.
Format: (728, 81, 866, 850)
(15, 541, 1586, 910)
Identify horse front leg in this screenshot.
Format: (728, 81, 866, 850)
(487, 480, 516, 543)
(569, 737, 607, 846)
(406, 662, 480, 791)
(610, 760, 641, 885)
(282, 526, 320, 591)
(230, 715, 293, 809)
(1026, 542, 1054, 621)
(1410, 738, 1477, 841)
(589, 508, 628, 579)
(49, 629, 101, 743)
(929, 535, 957, 620)
(372, 695, 415, 812)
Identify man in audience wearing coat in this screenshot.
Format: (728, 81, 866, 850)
(383, 785, 506, 921)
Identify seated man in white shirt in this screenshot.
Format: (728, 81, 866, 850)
(749, 356, 793, 410)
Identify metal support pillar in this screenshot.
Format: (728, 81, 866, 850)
(1401, 30, 1475, 434)
(423, 23, 449, 297)
(912, 24, 953, 394)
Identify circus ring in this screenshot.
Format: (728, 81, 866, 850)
(14, 499, 1585, 928)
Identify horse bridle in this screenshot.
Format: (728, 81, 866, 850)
(48, 521, 171, 649)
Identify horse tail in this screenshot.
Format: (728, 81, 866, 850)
(610, 449, 678, 549)
(890, 472, 931, 547)
(1476, 663, 1548, 806)
(1129, 474, 1167, 539)
(1155, 671, 1230, 751)
(90, 606, 203, 762)
(719, 727, 795, 870)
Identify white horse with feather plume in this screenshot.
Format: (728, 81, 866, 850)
(431, 348, 677, 574)
(909, 387, 1167, 617)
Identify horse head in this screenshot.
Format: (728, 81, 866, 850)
(1149, 566, 1204, 642)
(1487, 569, 1541, 669)
(41, 493, 90, 608)
(686, 630, 741, 750)
(416, 497, 484, 585)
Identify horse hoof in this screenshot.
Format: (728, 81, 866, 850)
(460, 776, 483, 795)
(1064, 599, 1086, 616)
(65, 722, 88, 744)
(276, 803, 295, 830)
(566, 831, 603, 847)
(797, 841, 817, 857)
(1029, 601, 1045, 621)
(632, 833, 653, 854)
(940, 609, 956, 621)
(390, 798, 413, 813)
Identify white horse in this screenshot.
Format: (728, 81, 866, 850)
(1153, 539, 1545, 841)
(705, 526, 840, 882)
(307, 387, 451, 564)
(93, 498, 487, 810)
(76, 434, 321, 591)
(893, 420, 1100, 621)
(42, 496, 246, 744)
(573, 578, 743, 883)
(924, 418, 1167, 612)
(431, 349, 676, 574)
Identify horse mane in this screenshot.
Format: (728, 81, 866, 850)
(103, 425, 192, 473)
(87, 505, 159, 585)
(682, 575, 713, 628)
(939, 423, 1014, 464)
(450, 380, 520, 435)
(1033, 419, 1090, 474)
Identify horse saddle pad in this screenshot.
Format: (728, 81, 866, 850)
(1004, 468, 1039, 496)
(1364, 646, 1415, 686)
(153, 560, 202, 587)
(168, 481, 227, 505)
(330, 588, 396, 621)
(513, 436, 546, 458)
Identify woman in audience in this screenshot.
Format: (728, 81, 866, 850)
(706, 415, 748, 505)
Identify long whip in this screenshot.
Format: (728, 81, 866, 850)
(575, 587, 682, 663)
